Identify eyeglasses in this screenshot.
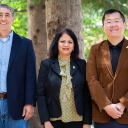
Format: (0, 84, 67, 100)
(104, 20, 123, 26)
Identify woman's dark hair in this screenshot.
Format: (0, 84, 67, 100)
(102, 9, 125, 25)
(49, 28, 79, 59)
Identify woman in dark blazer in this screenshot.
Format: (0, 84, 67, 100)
(36, 28, 92, 128)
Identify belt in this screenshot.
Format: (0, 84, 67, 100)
(0, 93, 7, 98)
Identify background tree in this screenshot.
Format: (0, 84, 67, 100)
(27, 0, 84, 127)
(45, 0, 84, 58)
(2, 0, 128, 59)
(27, 0, 47, 73)
(1, 0, 27, 36)
(82, 0, 128, 58)
(1, 0, 128, 128)
(27, 0, 46, 127)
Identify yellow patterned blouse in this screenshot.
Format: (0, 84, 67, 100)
(50, 57, 82, 122)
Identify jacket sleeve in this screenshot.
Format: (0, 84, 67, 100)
(83, 60, 92, 124)
(25, 40, 36, 106)
(119, 94, 128, 110)
(86, 45, 112, 111)
(36, 60, 50, 124)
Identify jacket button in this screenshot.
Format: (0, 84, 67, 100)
(113, 80, 116, 84)
(73, 85, 76, 88)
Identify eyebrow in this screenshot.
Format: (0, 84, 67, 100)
(106, 18, 120, 21)
(60, 39, 73, 41)
(0, 12, 11, 15)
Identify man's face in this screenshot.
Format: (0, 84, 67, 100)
(0, 7, 14, 33)
(102, 12, 126, 39)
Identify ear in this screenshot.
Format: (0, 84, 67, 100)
(11, 18, 14, 24)
(124, 22, 127, 29)
(102, 25, 105, 32)
(12, 18, 14, 22)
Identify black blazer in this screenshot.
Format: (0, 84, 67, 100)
(7, 32, 36, 120)
(36, 58, 92, 124)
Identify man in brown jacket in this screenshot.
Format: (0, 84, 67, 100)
(86, 9, 128, 128)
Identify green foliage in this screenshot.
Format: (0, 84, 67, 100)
(82, 0, 128, 14)
(82, 0, 128, 59)
(82, 7, 103, 59)
(1, 0, 27, 37)
(31, 0, 41, 4)
(1, 0, 128, 59)
(0, 0, 43, 37)
(12, 11, 27, 36)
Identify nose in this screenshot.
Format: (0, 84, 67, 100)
(0, 15, 6, 20)
(64, 42, 69, 46)
(110, 22, 117, 27)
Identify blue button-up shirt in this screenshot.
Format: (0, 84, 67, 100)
(0, 31, 13, 92)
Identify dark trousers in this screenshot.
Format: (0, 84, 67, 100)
(51, 120, 83, 128)
(94, 118, 128, 128)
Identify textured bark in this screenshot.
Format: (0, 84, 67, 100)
(46, 0, 84, 58)
(27, 0, 46, 128)
(27, 0, 84, 127)
(28, 0, 47, 72)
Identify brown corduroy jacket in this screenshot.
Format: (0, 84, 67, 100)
(86, 38, 128, 124)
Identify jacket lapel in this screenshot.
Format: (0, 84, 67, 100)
(70, 58, 78, 76)
(51, 58, 60, 75)
(51, 58, 78, 76)
(101, 40, 114, 78)
(115, 39, 128, 78)
(8, 32, 21, 72)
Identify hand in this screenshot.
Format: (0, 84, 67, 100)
(104, 104, 123, 119)
(44, 121, 54, 128)
(22, 104, 34, 120)
(116, 102, 125, 113)
(83, 124, 90, 128)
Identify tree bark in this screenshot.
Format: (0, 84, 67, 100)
(27, 0, 47, 127)
(27, 0, 84, 127)
(46, 0, 84, 58)
(28, 0, 47, 72)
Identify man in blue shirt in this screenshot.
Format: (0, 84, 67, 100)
(0, 4, 36, 128)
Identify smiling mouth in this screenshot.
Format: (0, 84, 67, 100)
(63, 48, 69, 50)
(0, 23, 7, 25)
(110, 29, 118, 32)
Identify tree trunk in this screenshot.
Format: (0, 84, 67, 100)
(28, 0, 47, 71)
(27, 0, 84, 127)
(27, 0, 47, 128)
(46, 0, 84, 58)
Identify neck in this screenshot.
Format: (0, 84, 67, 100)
(59, 54, 70, 60)
(108, 36, 124, 46)
(0, 30, 11, 38)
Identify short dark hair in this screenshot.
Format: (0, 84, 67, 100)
(49, 28, 79, 59)
(0, 4, 14, 17)
(102, 9, 125, 25)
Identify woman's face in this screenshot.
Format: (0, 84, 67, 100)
(58, 33, 74, 57)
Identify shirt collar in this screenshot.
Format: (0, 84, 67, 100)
(108, 38, 124, 48)
(0, 31, 13, 43)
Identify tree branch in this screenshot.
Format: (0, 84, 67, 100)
(15, 9, 27, 13)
